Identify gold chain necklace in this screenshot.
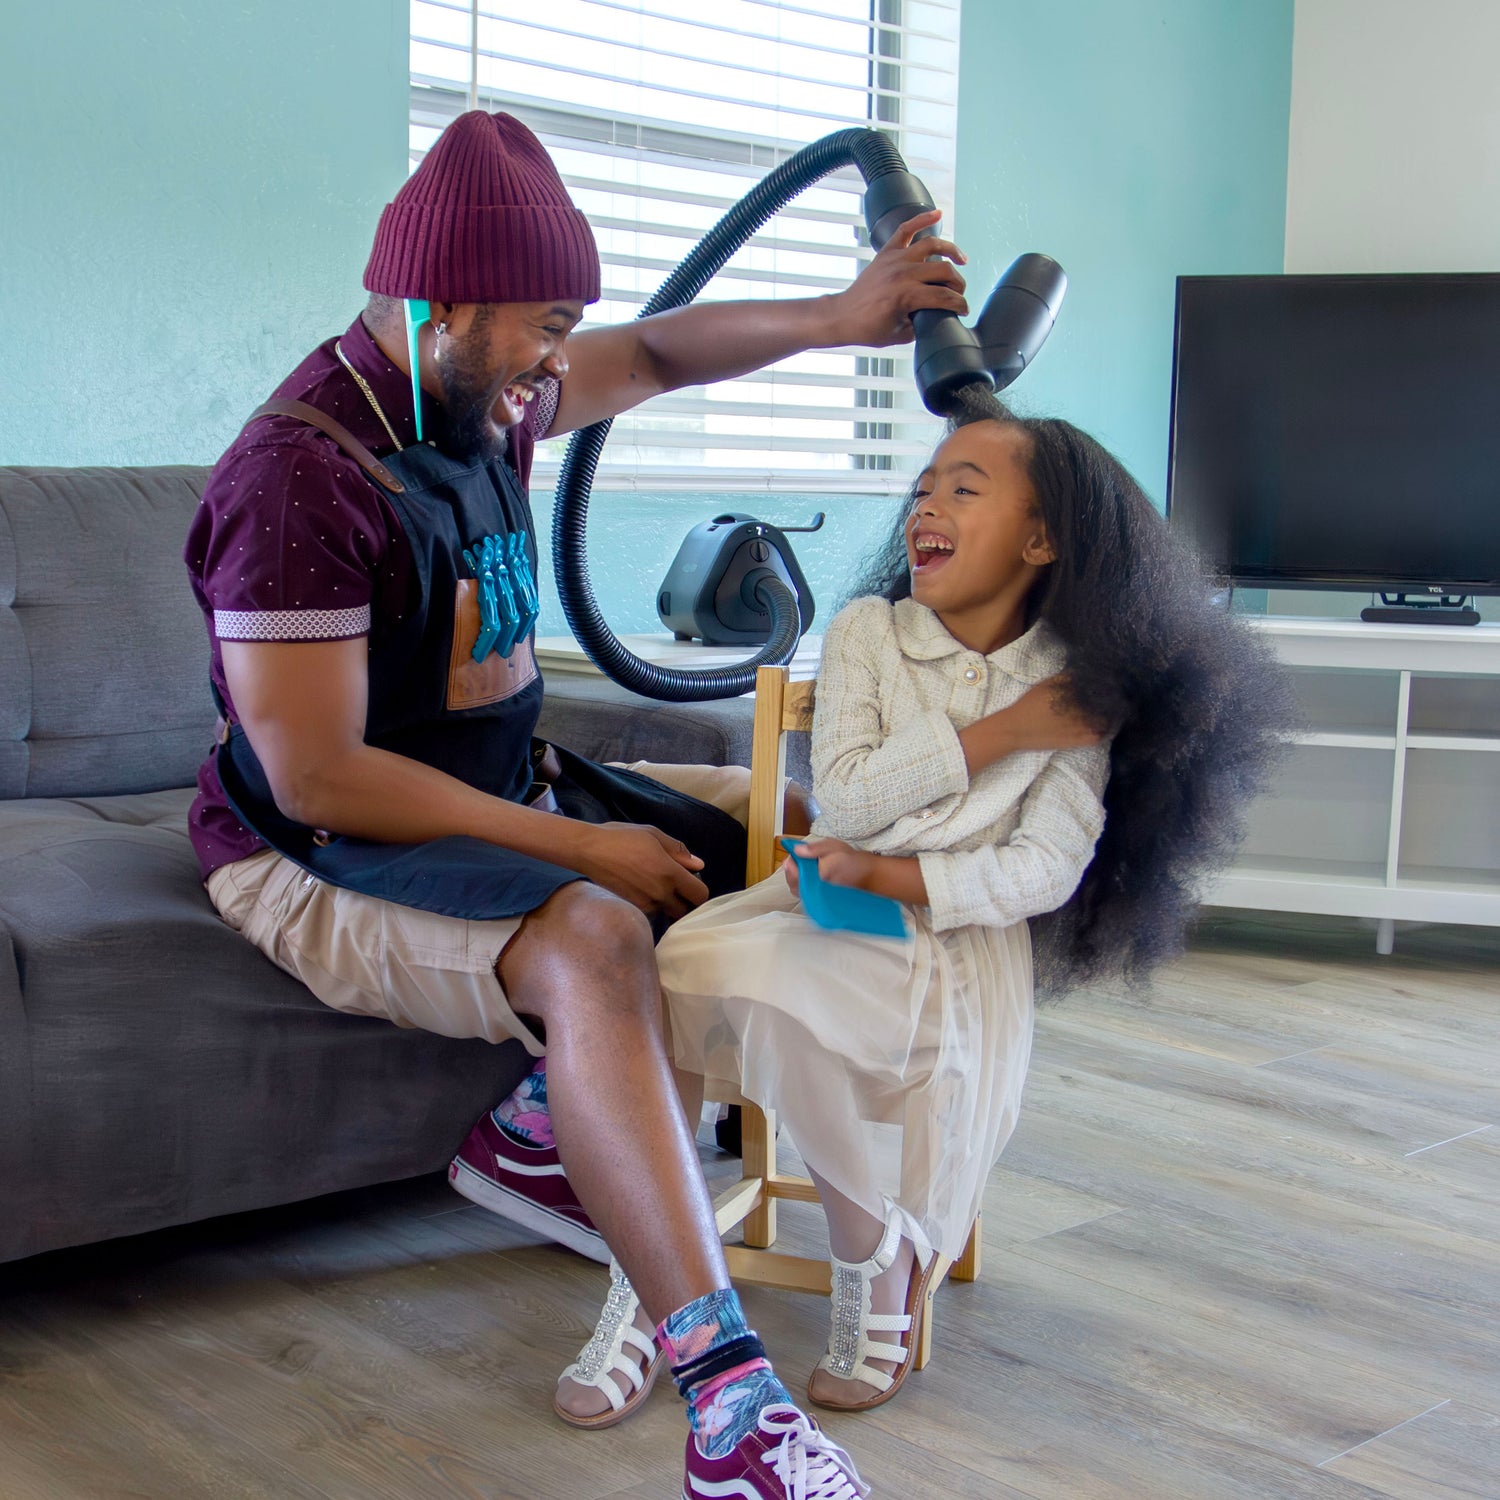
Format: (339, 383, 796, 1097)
(334, 340, 404, 451)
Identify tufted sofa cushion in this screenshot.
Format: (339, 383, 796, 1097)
(0, 466, 217, 800)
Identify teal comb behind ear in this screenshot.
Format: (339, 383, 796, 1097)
(404, 298, 431, 441)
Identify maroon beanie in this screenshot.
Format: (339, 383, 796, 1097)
(364, 111, 600, 305)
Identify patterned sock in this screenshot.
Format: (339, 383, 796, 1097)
(491, 1057, 555, 1148)
(658, 1288, 792, 1458)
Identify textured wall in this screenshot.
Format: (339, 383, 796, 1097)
(953, 0, 1295, 508)
(538, 0, 1299, 629)
(0, 1, 407, 467)
(1272, 0, 1498, 621)
(2, 2, 1301, 631)
(1286, 0, 1500, 276)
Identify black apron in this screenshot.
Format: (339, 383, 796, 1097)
(214, 410, 746, 923)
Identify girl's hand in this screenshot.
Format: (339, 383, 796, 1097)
(782, 837, 876, 890)
(784, 839, 929, 907)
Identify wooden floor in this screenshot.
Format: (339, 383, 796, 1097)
(2, 912, 1496, 1499)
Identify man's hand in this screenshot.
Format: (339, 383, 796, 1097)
(997, 675, 1110, 752)
(575, 822, 710, 920)
(553, 210, 967, 434)
(820, 209, 969, 348)
(958, 673, 1108, 776)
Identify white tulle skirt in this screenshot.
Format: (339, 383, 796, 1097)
(657, 874, 1035, 1260)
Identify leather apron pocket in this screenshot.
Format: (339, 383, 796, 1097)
(447, 578, 539, 710)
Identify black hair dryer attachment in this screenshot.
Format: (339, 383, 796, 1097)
(864, 166, 1067, 415)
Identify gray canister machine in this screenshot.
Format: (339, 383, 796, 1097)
(656, 511, 825, 646)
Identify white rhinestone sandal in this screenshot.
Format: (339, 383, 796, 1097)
(807, 1216, 936, 1413)
(553, 1260, 664, 1430)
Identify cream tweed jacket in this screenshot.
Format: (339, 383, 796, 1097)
(809, 595, 1111, 933)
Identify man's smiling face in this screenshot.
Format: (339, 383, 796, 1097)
(436, 298, 584, 461)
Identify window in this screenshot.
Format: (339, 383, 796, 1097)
(409, 0, 961, 492)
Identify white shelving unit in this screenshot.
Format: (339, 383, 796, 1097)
(1207, 617, 1500, 952)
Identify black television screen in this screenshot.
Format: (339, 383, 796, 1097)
(1166, 273, 1500, 596)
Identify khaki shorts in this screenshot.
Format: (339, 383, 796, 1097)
(205, 761, 753, 1053)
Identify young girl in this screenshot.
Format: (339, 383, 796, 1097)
(554, 390, 1290, 1425)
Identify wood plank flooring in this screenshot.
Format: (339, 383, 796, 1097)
(1, 912, 1495, 1499)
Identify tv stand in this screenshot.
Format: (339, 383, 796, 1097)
(1361, 592, 1480, 626)
(1203, 617, 1500, 953)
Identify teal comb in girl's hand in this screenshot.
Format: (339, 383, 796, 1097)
(779, 838, 908, 939)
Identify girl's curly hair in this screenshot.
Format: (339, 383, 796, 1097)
(847, 387, 1297, 995)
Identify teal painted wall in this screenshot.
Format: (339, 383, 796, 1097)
(540, 0, 1297, 630)
(0, 1, 407, 467)
(1, 1, 1294, 632)
(539, 0, 1297, 631)
(954, 0, 1295, 508)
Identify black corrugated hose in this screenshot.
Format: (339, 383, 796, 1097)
(551, 128, 910, 703)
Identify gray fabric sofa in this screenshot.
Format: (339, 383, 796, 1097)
(0, 464, 779, 1265)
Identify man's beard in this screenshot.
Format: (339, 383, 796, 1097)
(435, 318, 510, 464)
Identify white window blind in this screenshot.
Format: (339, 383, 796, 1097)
(409, 0, 961, 493)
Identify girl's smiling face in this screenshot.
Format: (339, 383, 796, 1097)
(906, 420, 1055, 649)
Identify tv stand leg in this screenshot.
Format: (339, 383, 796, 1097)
(1375, 918, 1395, 956)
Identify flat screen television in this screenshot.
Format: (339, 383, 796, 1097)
(1166, 273, 1500, 607)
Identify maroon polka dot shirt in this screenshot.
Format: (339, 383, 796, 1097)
(183, 314, 557, 879)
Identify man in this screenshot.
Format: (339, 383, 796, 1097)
(187, 109, 969, 1498)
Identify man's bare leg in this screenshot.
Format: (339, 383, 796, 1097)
(554, 995, 705, 1419)
(499, 880, 725, 1316)
(507, 881, 824, 1469)
(538, 782, 817, 1421)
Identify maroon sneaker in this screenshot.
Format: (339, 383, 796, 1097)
(448, 1111, 609, 1264)
(683, 1404, 870, 1500)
